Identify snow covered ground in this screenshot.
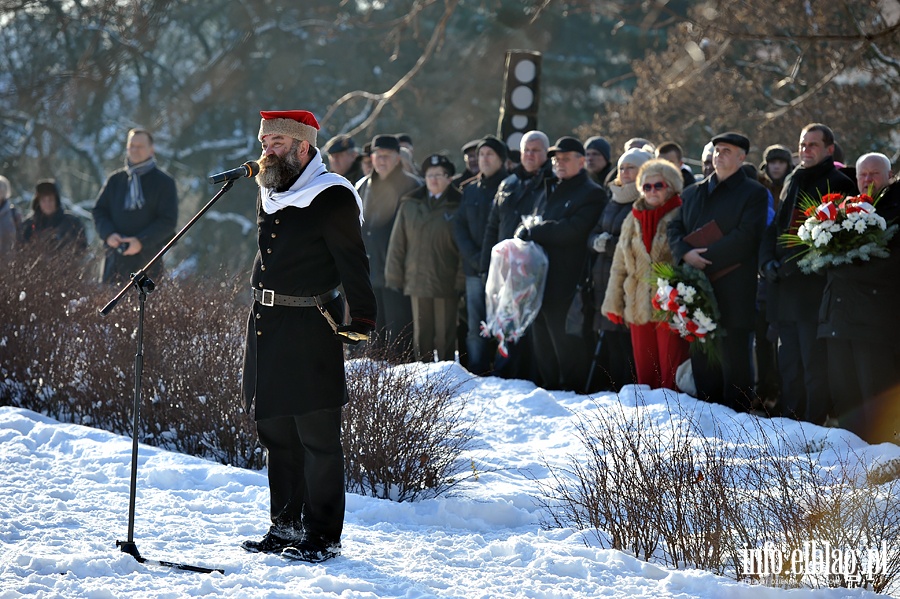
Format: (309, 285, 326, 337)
(1, 363, 897, 598)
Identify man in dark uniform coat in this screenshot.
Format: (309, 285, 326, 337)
(759, 123, 856, 423)
(515, 137, 606, 391)
(240, 110, 376, 563)
(92, 128, 178, 283)
(668, 132, 768, 412)
(818, 153, 900, 444)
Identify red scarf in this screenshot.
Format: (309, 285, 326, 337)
(632, 194, 682, 253)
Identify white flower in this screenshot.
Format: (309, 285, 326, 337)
(814, 230, 833, 248)
(676, 282, 696, 304)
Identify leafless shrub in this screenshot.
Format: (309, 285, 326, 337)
(342, 337, 477, 502)
(539, 390, 900, 594)
(0, 248, 262, 469)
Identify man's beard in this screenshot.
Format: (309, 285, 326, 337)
(256, 140, 302, 190)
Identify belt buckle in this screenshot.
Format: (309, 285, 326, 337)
(261, 289, 275, 307)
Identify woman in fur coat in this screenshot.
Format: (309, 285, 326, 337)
(601, 159, 689, 390)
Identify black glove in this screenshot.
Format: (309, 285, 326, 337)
(762, 260, 780, 284)
(514, 224, 531, 241)
(336, 320, 373, 345)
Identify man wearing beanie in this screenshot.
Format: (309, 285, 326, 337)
(758, 144, 793, 206)
(668, 132, 768, 413)
(583, 136, 613, 186)
(241, 109, 376, 563)
(476, 131, 552, 379)
(453, 134, 509, 375)
(355, 134, 421, 351)
(22, 179, 86, 251)
(92, 128, 178, 283)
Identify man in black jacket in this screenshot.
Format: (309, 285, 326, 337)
(759, 123, 856, 423)
(453, 135, 508, 375)
(241, 110, 376, 563)
(818, 153, 899, 444)
(516, 137, 605, 390)
(92, 128, 178, 283)
(668, 132, 768, 412)
(478, 131, 552, 380)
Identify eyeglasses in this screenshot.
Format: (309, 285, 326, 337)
(641, 181, 669, 192)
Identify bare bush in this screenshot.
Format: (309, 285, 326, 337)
(0, 248, 262, 469)
(539, 391, 900, 594)
(342, 338, 476, 502)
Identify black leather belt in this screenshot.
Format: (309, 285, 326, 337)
(252, 287, 340, 307)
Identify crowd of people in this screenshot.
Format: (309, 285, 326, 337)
(1, 120, 897, 447)
(2, 112, 897, 563)
(323, 123, 898, 446)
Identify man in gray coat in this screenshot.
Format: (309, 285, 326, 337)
(356, 134, 421, 351)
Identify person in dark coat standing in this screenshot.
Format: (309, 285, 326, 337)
(587, 148, 651, 391)
(240, 110, 377, 563)
(323, 134, 364, 186)
(668, 132, 768, 412)
(355, 135, 420, 351)
(453, 134, 508, 375)
(759, 123, 856, 423)
(21, 179, 86, 252)
(516, 137, 606, 391)
(92, 128, 178, 283)
(818, 153, 900, 444)
(385, 154, 463, 362)
(478, 131, 551, 380)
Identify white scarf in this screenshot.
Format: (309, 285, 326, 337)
(260, 150, 364, 224)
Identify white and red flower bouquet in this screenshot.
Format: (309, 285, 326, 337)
(481, 237, 548, 358)
(781, 191, 898, 274)
(651, 262, 720, 360)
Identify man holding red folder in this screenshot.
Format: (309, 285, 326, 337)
(668, 132, 768, 411)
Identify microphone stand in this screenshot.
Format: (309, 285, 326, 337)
(100, 179, 242, 575)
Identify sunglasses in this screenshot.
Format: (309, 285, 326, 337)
(641, 181, 669, 192)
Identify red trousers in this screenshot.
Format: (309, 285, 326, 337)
(630, 321, 690, 391)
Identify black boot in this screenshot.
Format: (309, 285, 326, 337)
(241, 524, 303, 554)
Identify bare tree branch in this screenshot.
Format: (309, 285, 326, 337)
(319, 0, 458, 135)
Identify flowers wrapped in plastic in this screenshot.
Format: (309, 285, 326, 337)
(780, 190, 898, 274)
(480, 238, 548, 358)
(650, 262, 720, 362)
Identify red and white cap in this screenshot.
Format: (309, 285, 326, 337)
(258, 110, 319, 145)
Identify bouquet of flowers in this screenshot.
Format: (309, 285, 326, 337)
(780, 190, 898, 274)
(650, 262, 720, 360)
(481, 237, 548, 358)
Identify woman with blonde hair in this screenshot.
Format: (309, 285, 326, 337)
(601, 158, 689, 390)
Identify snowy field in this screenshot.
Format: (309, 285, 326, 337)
(1, 362, 897, 598)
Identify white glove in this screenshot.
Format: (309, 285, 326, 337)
(592, 232, 611, 254)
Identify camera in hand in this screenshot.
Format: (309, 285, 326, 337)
(116, 241, 130, 254)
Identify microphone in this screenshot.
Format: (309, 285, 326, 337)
(207, 161, 260, 184)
